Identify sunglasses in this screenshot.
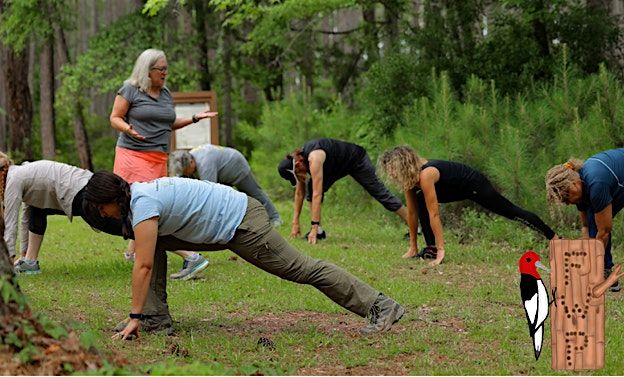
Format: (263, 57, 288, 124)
(151, 66, 168, 73)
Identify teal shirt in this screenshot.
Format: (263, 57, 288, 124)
(130, 177, 247, 244)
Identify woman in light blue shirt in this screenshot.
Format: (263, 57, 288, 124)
(81, 172, 405, 339)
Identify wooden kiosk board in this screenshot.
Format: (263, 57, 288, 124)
(171, 91, 219, 149)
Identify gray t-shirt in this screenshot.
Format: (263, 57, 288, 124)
(190, 144, 251, 185)
(116, 83, 176, 153)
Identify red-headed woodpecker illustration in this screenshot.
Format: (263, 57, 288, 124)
(519, 250, 551, 361)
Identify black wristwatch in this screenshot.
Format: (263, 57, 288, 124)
(311, 221, 320, 226)
(191, 114, 199, 123)
(129, 313, 145, 320)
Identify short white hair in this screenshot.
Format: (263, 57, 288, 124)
(124, 48, 166, 92)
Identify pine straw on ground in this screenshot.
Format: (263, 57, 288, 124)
(0, 312, 125, 376)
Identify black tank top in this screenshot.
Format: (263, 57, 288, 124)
(421, 160, 487, 202)
(302, 138, 366, 192)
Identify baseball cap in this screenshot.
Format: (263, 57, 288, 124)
(278, 157, 297, 186)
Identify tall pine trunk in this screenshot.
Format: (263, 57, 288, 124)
(4, 46, 33, 161)
(57, 28, 92, 170)
(222, 29, 233, 147)
(39, 37, 56, 160)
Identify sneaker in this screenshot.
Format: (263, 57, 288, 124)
(124, 251, 135, 262)
(169, 255, 209, 280)
(360, 293, 405, 334)
(113, 314, 174, 336)
(415, 246, 437, 260)
(14, 259, 41, 274)
(604, 268, 621, 292)
(303, 230, 327, 241)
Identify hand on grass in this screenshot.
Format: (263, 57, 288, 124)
(402, 246, 418, 259)
(112, 318, 139, 341)
(290, 223, 301, 238)
(308, 228, 317, 245)
(428, 247, 445, 267)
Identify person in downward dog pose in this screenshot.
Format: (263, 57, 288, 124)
(545, 148, 624, 292)
(379, 145, 556, 265)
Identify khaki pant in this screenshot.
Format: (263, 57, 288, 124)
(144, 197, 379, 321)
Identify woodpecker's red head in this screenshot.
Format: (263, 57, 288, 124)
(519, 250, 549, 279)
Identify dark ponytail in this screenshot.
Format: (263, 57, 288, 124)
(82, 172, 134, 239)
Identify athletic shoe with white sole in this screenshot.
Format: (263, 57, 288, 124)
(169, 255, 209, 280)
(14, 259, 41, 275)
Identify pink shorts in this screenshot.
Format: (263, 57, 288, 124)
(113, 146, 168, 184)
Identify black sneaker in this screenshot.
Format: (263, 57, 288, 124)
(360, 293, 405, 334)
(303, 230, 327, 241)
(605, 268, 621, 292)
(415, 246, 437, 260)
(113, 314, 174, 336)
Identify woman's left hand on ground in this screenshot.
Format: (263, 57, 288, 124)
(307, 228, 317, 244)
(428, 247, 445, 267)
(112, 318, 140, 341)
(194, 111, 219, 121)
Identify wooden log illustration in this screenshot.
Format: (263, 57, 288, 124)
(549, 239, 623, 370)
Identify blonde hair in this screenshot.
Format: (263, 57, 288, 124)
(544, 158, 584, 203)
(378, 145, 425, 191)
(124, 48, 166, 92)
(0, 151, 13, 218)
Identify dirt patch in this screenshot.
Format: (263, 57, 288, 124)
(221, 310, 372, 336)
(297, 351, 422, 375)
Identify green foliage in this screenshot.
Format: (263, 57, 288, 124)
(359, 52, 429, 135)
(39, 314, 69, 340)
(0, 0, 74, 51)
(0, 276, 28, 310)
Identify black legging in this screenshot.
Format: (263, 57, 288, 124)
(29, 188, 123, 237)
(417, 179, 556, 245)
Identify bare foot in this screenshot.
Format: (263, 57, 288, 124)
(402, 251, 417, 259)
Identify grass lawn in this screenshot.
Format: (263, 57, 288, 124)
(14, 196, 624, 375)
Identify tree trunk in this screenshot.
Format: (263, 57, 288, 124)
(362, 5, 379, 63)
(4, 46, 34, 161)
(39, 37, 56, 159)
(0, 42, 6, 151)
(57, 28, 93, 170)
(193, 0, 212, 90)
(222, 29, 233, 147)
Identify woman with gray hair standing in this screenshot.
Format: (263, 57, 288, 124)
(110, 48, 217, 280)
(169, 144, 282, 227)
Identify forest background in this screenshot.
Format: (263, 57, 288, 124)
(2, 0, 624, 231)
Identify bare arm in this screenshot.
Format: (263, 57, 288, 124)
(594, 204, 613, 249)
(579, 211, 589, 238)
(291, 179, 306, 238)
(420, 167, 444, 266)
(403, 188, 420, 258)
(114, 217, 158, 340)
(307, 150, 326, 244)
(172, 110, 218, 130)
(110, 95, 145, 140)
